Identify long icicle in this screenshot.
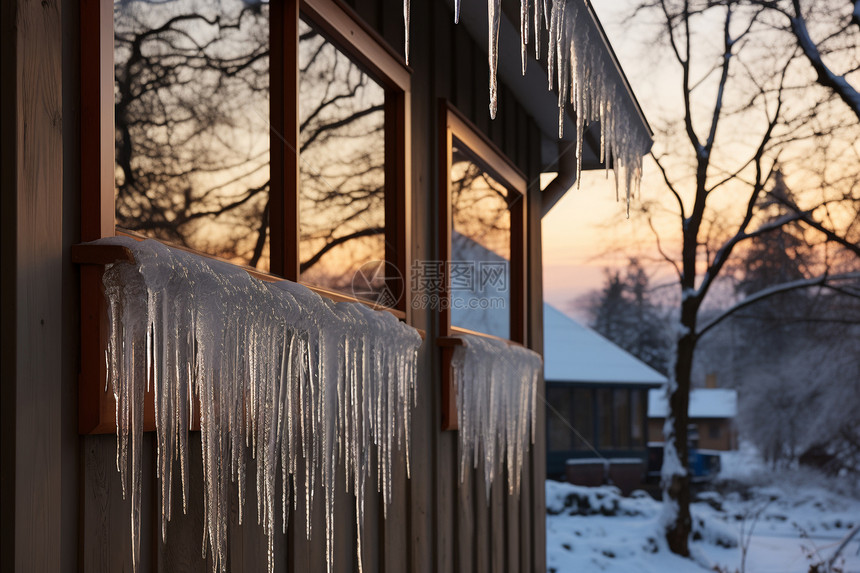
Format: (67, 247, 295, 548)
(402, 0, 649, 205)
(102, 237, 421, 573)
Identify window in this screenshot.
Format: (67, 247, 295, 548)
(709, 422, 722, 440)
(113, 0, 272, 270)
(78, 0, 411, 433)
(630, 389, 646, 448)
(571, 388, 595, 451)
(597, 389, 614, 449)
(546, 386, 575, 451)
(85, 0, 410, 309)
(438, 102, 526, 342)
(614, 389, 631, 449)
(298, 19, 387, 295)
(437, 102, 527, 430)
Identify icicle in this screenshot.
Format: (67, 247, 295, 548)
(488, 0, 502, 119)
(520, 0, 529, 75)
(451, 335, 541, 499)
(419, 0, 650, 207)
(100, 237, 421, 573)
(404, 0, 410, 65)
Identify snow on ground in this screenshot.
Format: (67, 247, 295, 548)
(547, 450, 860, 572)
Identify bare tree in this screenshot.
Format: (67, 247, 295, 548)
(628, 0, 860, 556)
(581, 258, 672, 374)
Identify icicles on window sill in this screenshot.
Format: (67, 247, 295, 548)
(101, 237, 421, 573)
(450, 334, 542, 499)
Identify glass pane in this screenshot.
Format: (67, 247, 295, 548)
(546, 387, 575, 451)
(450, 144, 511, 339)
(631, 390, 645, 447)
(298, 19, 387, 300)
(615, 390, 631, 449)
(115, 0, 271, 270)
(572, 388, 594, 451)
(597, 389, 614, 449)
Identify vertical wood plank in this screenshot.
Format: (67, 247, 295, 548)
(505, 475, 521, 573)
(472, 38, 489, 137)
(528, 120, 547, 573)
(380, 0, 404, 57)
(490, 478, 505, 573)
(287, 454, 311, 573)
(0, 0, 15, 561)
(456, 463, 474, 573)
(430, 7, 457, 568)
(359, 448, 381, 573)
(518, 461, 533, 573)
(82, 435, 155, 573)
(80, 0, 114, 242)
(333, 461, 357, 573)
(13, 0, 64, 569)
(270, 0, 300, 280)
(473, 460, 490, 573)
(383, 447, 410, 572)
(516, 106, 529, 178)
(504, 87, 518, 167)
(453, 24, 472, 117)
(408, 0, 435, 568)
(159, 435, 210, 573)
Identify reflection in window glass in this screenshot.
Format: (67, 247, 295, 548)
(572, 388, 595, 451)
(115, 0, 271, 269)
(298, 19, 386, 299)
(450, 145, 511, 339)
(546, 386, 574, 451)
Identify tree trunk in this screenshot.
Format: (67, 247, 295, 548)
(663, 303, 696, 556)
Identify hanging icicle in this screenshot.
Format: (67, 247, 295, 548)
(101, 237, 421, 573)
(450, 334, 542, 498)
(408, 0, 651, 208)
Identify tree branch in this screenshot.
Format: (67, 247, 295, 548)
(299, 227, 384, 273)
(651, 152, 686, 220)
(788, 0, 860, 122)
(769, 190, 860, 257)
(697, 272, 860, 339)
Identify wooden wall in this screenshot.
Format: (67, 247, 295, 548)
(2, 0, 81, 571)
(5, 0, 548, 570)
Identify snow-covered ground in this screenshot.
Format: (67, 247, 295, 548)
(547, 448, 860, 572)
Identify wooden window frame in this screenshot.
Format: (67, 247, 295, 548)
(436, 101, 527, 431)
(76, 0, 411, 434)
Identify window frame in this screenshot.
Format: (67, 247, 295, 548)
(437, 101, 527, 430)
(77, 0, 412, 434)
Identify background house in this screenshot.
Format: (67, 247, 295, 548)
(543, 304, 666, 479)
(648, 388, 739, 451)
(1, 0, 650, 570)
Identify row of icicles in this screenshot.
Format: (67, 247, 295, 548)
(101, 237, 542, 573)
(404, 0, 651, 207)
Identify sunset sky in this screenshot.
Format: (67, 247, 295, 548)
(542, 2, 670, 320)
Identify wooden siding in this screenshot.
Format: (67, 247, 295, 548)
(4, 0, 548, 570)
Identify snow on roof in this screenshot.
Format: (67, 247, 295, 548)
(648, 388, 738, 419)
(543, 304, 667, 386)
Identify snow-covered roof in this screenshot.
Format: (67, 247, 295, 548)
(647, 388, 738, 419)
(543, 304, 667, 386)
